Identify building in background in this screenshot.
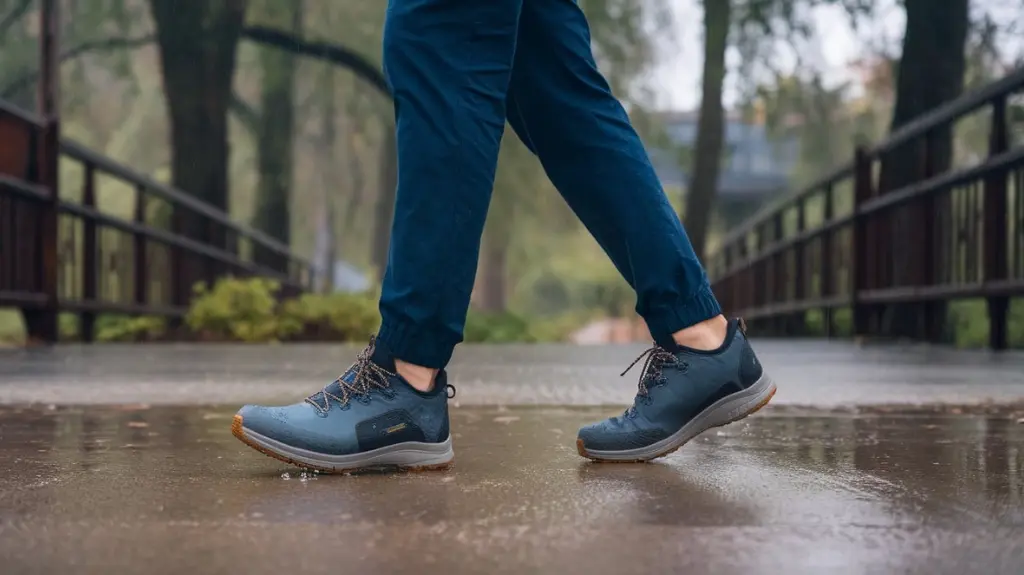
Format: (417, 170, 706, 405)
(648, 110, 800, 226)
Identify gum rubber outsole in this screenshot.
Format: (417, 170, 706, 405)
(231, 414, 454, 474)
(575, 385, 777, 463)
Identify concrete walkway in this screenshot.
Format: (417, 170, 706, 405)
(0, 404, 1022, 574)
(1, 341, 1022, 574)
(1, 340, 1023, 407)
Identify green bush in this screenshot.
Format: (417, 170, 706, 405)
(182, 277, 380, 343)
(464, 310, 585, 343)
(278, 292, 381, 341)
(95, 315, 166, 342)
(186, 277, 283, 342)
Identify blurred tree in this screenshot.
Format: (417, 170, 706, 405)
(249, 0, 303, 272)
(147, 0, 247, 247)
(685, 0, 732, 262)
(1, 0, 150, 109)
(879, 0, 969, 339)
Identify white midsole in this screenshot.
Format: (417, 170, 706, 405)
(242, 427, 454, 470)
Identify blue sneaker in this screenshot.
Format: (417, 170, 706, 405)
(232, 338, 454, 473)
(576, 319, 775, 462)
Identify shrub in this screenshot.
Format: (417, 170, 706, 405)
(464, 311, 532, 343)
(278, 292, 380, 341)
(464, 310, 585, 343)
(95, 315, 166, 342)
(185, 277, 282, 342)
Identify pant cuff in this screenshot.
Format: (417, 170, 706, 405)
(377, 316, 460, 370)
(644, 285, 722, 349)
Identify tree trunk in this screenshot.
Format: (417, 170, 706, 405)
(878, 0, 968, 340)
(312, 66, 337, 292)
(252, 0, 301, 273)
(148, 0, 246, 246)
(684, 0, 731, 262)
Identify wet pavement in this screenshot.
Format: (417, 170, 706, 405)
(1, 404, 1022, 574)
(2, 340, 1024, 407)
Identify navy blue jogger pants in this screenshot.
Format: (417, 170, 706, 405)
(376, 0, 721, 368)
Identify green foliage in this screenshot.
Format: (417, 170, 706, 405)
(186, 278, 283, 342)
(181, 277, 581, 344)
(278, 292, 381, 341)
(804, 307, 853, 337)
(95, 315, 166, 342)
(464, 311, 583, 344)
(947, 299, 1024, 349)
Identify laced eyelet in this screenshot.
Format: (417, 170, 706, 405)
(302, 337, 397, 412)
(680, 362, 690, 373)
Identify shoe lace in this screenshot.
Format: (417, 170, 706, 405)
(305, 337, 395, 413)
(620, 345, 679, 416)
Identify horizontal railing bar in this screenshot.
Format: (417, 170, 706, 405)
(57, 201, 298, 283)
(871, 66, 1024, 155)
(0, 291, 48, 307)
(733, 280, 1024, 321)
(716, 164, 855, 250)
(0, 175, 50, 201)
(60, 140, 307, 263)
(731, 296, 851, 320)
(711, 66, 1024, 268)
(714, 148, 1024, 282)
(61, 299, 187, 317)
(860, 147, 1024, 216)
(0, 100, 44, 125)
(858, 280, 1024, 304)
(715, 212, 856, 281)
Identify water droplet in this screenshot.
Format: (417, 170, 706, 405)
(281, 472, 291, 480)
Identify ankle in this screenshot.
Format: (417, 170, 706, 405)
(672, 315, 728, 351)
(395, 359, 438, 392)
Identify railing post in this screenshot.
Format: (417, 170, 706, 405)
(133, 185, 148, 309)
(720, 246, 733, 314)
(754, 224, 767, 333)
(735, 238, 748, 317)
(771, 212, 784, 334)
(851, 146, 872, 337)
(820, 184, 834, 337)
(170, 207, 186, 310)
(792, 198, 806, 334)
(26, 0, 61, 344)
(984, 95, 1009, 350)
(919, 132, 941, 342)
(81, 165, 97, 342)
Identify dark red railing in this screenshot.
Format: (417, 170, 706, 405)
(708, 68, 1024, 349)
(0, 99, 312, 342)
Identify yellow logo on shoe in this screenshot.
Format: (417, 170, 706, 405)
(385, 423, 408, 434)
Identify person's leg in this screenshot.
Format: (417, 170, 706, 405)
(506, 0, 775, 461)
(505, 0, 719, 350)
(231, 0, 523, 472)
(378, 0, 523, 378)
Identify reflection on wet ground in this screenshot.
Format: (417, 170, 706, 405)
(0, 405, 1022, 574)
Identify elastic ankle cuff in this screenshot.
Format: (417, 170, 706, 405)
(644, 285, 722, 348)
(377, 317, 459, 370)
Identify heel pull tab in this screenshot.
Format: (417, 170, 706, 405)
(737, 317, 748, 335)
